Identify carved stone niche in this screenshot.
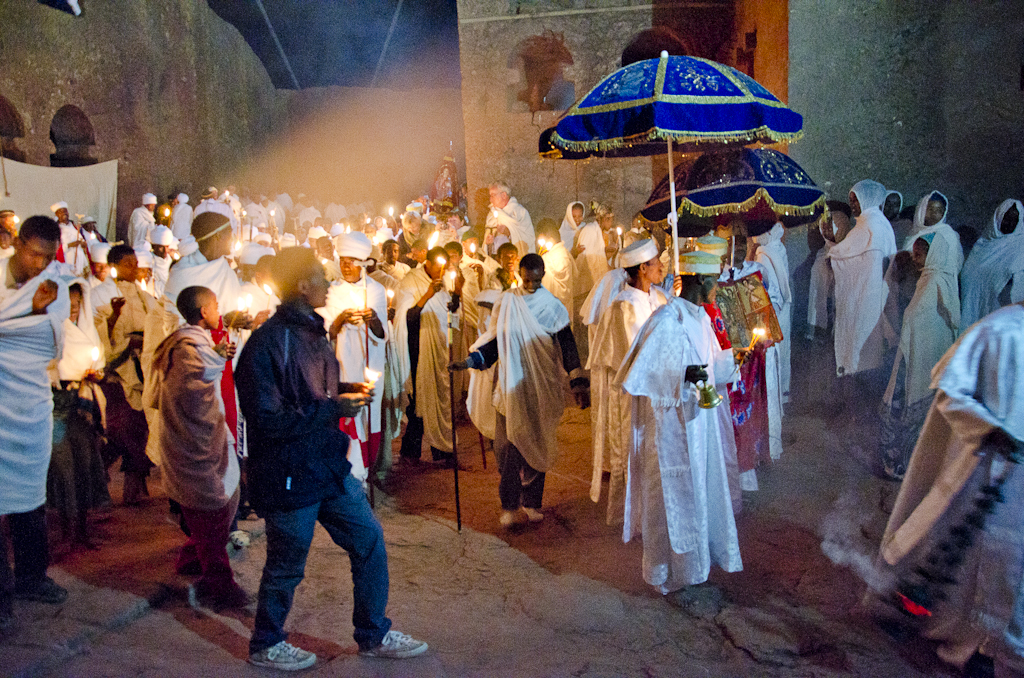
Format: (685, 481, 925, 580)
(0, 95, 27, 162)
(50, 104, 97, 167)
(515, 31, 574, 113)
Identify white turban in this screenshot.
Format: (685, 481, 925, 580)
(142, 193, 157, 205)
(135, 249, 155, 268)
(678, 250, 722, 275)
(177, 193, 189, 204)
(50, 201, 68, 213)
(151, 225, 175, 246)
(88, 242, 111, 264)
(375, 227, 396, 243)
(618, 239, 659, 268)
(335, 232, 372, 261)
(279, 233, 298, 249)
(253, 232, 272, 246)
(80, 216, 96, 225)
(330, 223, 346, 237)
(239, 243, 273, 266)
(307, 226, 328, 241)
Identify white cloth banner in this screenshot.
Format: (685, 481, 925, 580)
(0, 158, 118, 241)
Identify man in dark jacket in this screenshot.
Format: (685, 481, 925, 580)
(235, 248, 427, 671)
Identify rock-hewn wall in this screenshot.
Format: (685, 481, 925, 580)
(788, 0, 1024, 235)
(456, 0, 655, 230)
(0, 1, 286, 238)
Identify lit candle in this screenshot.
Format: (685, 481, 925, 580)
(270, 209, 275, 217)
(746, 327, 767, 352)
(90, 346, 100, 365)
(364, 367, 380, 387)
(172, 252, 180, 260)
(386, 288, 395, 308)
(233, 240, 241, 253)
(447, 269, 456, 293)
(12, 215, 19, 225)
(468, 242, 476, 255)
(388, 206, 394, 217)
(616, 226, 623, 249)
(237, 296, 247, 313)
(428, 231, 439, 249)
(262, 284, 274, 312)
(110, 267, 118, 280)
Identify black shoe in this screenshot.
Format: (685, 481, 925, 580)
(14, 577, 68, 604)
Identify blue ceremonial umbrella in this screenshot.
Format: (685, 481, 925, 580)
(545, 51, 803, 272)
(679, 148, 825, 220)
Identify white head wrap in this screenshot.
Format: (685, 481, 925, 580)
(142, 193, 157, 205)
(913, 190, 949, 234)
(239, 243, 273, 266)
(253, 232, 272, 246)
(176, 193, 189, 204)
(134, 249, 155, 268)
(151, 225, 175, 246)
(279, 233, 298, 249)
(335, 232, 373, 261)
(330, 223, 346, 237)
(80, 216, 96, 225)
(376, 227, 396, 243)
(618, 239, 659, 268)
(177, 235, 200, 257)
(307, 226, 328, 242)
(988, 198, 1024, 239)
(885, 190, 903, 215)
(850, 180, 887, 212)
(50, 201, 68, 213)
(88, 242, 111, 264)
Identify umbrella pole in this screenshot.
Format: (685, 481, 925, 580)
(448, 308, 462, 532)
(667, 139, 679, 277)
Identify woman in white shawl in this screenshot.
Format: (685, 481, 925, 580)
(827, 180, 897, 409)
(960, 199, 1024, 328)
(880, 192, 962, 479)
(559, 201, 585, 251)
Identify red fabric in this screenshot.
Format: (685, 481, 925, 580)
(210, 318, 238, 438)
(703, 302, 732, 349)
(337, 419, 381, 471)
(176, 490, 244, 601)
(56, 244, 66, 263)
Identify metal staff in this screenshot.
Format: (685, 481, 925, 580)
(446, 269, 462, 531)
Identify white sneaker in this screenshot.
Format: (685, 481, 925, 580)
(522, 507, 544, 523)
(249, 640, 316, 671)
(499, 509, 525, 527)
(359, 630, 428, 659)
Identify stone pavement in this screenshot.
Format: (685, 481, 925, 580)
(1, 405, 958, 677)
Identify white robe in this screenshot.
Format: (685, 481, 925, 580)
(807, 238, 834, 333)
(960, 199, 1024, 328)
(486, 197, 535, 256)
(472, 287, 570, 472)
(573, 221, 611, 298)
(616, 297, 742, 591)
(588, 284, 667, 524)
(828, 205, 896, 376)
(753, 223, 792, 402)
(393, 267, 454, 453)
(59, 222, 91, 278)
(466, 290, 500, 439)
(170, 202, 194, 242)
(59, 279, 105, 381)
(152, 254, 171, 300)
(317, 274, 388, 440)
(0, 258, 71, 515)
(541, 241, 576, 323)
(193, 199, 238, 235)
(581, 267, 628, 368)
(877, 304, 1024, 668)
(127, 207, 155, 250)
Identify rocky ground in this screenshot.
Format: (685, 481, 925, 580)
(1, 401, 958, 677)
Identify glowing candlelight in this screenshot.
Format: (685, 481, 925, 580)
(388, 206, 394, 217)
(746, 327, 767, 352)
(242, 210, 247, 216)
(12, 215, 19, 225)
(364, 367, 380, 386)
(237, 296, 247, 313)
(233, 240, 241, 253)
(245, 293, 253, 309)
(468, 242, 476, 255)
(270, 209, 275, 217)
(435, 256, 446, 266)
(172, 252, 180, 260)
(616, 226, 623, 249)
(163, 207, 171, 217)
(386, 288, 395, 307)
(90, 346, 100, 363)
(110, 267, 118, 280)
(447, 269, 456, 292)
(262, 284, 273, 296)
(428, 231, 439, 248)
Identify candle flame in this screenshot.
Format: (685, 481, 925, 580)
(233, 240, 241, 252)
(364, 367, 380, 385)
(435, 256, 446, 266)
(753, 327, 766, 337)
(616, 226, 623, 236)
(172, 252, 180, 260)
(386, 289, 395, 299)
(90, 346, 100, 362)
(110, 267, 118, 279)
(262, 284, 273, 295)
(237, 296, 246, 312)
(12, 215, 20, 224)
(269, 209, 275, 216)
(388, 206, 394, 217)
(448, 270, 456, 281)
(468, 242, 476, 254)
(428, 231, 439, 248)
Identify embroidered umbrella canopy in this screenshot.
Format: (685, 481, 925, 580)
(543, 51, 803, 272)
(679, 147, 825, 219)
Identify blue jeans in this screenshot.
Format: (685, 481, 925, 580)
(250, 474, 391, 653)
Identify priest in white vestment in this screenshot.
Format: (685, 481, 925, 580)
(960, 199, 1024, 328)
(0, 218, 72, 617)
(452, 253, 589, 526)
(873, 302, 1024, 674)
(394, 246, 463, 463)
(51, 202, 90, 279)
(486, 181, 535, 256)
(588, 240, 667, 525)
(615, 258, 744, 594)
(127, 193, 157, 250)
(318, 233, 388, 476)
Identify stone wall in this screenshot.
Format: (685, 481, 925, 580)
(0, 1, 286, 238)
(456, 0, 656, 230)
(788, 0, 1024, 235)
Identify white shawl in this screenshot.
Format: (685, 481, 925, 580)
(541, 241, 577, 322)
(0, 258, 71, 514)
(903, 191, 964, 271)
(960, 199, 1024, 328)
(573, 221, 611, 297)
(59, 278, 105, 381)
(560, 201, 585, 248)
(472, 287, 569, 472)
(580, 267, 628, 369)
(486, 197, 535, 256)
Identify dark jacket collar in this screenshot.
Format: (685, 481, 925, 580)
(273, 298, 326, 334)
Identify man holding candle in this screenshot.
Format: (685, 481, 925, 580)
(320, 232, 389, 475)
(394, 246, 463, 466)
(486, 181, 535, 257)
(236, 247, 427, 669)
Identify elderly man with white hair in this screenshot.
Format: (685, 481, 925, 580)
(170, 193, 193, 241)
(318, 232, 389, 477)
(486, 181, 535, 257)
(128, 193, 157, 250)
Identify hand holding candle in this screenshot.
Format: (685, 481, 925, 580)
(746, 327, 766, 352)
